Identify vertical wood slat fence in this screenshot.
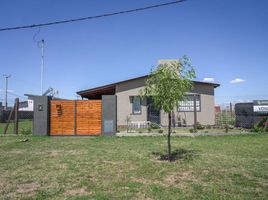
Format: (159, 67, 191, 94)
(50, 100, 102, 135)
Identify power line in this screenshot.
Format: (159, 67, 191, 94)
(0, 0, 187, 32)
(7, 91, 27, 99)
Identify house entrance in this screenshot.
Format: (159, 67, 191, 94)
(147, 98, 160, 125)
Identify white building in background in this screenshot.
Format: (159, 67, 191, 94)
(19, 99, 34, 111)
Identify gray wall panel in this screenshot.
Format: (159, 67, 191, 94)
(102, 95, 117, 136)
(32, 96, 51, 136)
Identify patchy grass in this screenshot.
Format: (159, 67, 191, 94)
(0, 120, 33, 135)
(0, 135, 267, 199)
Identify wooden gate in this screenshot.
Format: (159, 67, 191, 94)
(50, 100, 102, 135)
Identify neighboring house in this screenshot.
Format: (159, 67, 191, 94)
(215, 105, 221, 113)
(19, 99, 34, 111)
(77, 75, 220, 127)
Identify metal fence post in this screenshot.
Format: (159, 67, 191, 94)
(193, 94, 197, 131)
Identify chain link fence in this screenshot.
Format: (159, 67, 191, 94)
(0, 98, 33, 135)
(216, 102, 268, 130)
(123, 101, 266, 133)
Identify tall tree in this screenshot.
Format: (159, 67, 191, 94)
(142, 56, 196, 161)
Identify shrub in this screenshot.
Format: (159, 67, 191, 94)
(20, 128, 32, 136)
(252, 125, 264, 133)
(150, 123, 160, 129)
(148, 127, 152, 133)
(158, 129, 164, 133)
(138, 130, 143, 133)
(224, 124, 229, 133)
(254, 117, 268, 132)
(205, 125, 212, 129)
(189, 128, 197, 133)
(196, 122, 204, 130)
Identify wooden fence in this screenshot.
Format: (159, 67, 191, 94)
(50, 100, 102, 135)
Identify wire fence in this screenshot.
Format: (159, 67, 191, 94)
(216, 102, 268, 130)
(0, 98, 33, 135)
(124, 101, 267, 133)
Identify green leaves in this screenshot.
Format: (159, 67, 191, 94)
(142, 56, 196, 113)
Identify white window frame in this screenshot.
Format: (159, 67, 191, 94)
(178, 95, 201, 112)
(132, 96, 142, 114)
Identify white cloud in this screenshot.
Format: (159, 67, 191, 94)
(0, 89, 14, 93)
(203, 77, 215, 82)
(230, 78, 246, 84)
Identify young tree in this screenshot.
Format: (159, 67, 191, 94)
(141, 56, 196, 161)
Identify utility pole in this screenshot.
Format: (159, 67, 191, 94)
(3, 74, 11, 110)
(40, 39, 45, 95)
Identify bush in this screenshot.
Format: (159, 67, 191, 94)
(205, 125, 212, 129)
(254, 117, 268, 132)
(158, 129, 164, 133)
(150, 123, 161, 129)
(138, 130, 143, 133)
(189, 129, 197, 133)
(224, 124, 229, 133)
(20, 128, 32, 136)
(147, 127, 152, 133)
(196, 122, 205, 130)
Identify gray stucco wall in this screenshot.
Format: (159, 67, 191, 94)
(160, 84, 215, 126)
(115, 77, 216, 126)
(116, 78, 147, 126)
(102, 95, 117, 136)
(32, 96, 51, 136)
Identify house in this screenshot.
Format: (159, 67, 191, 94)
(19, 99, 34, 111)
(77, 75, 220, 127)
(215, 105, 221, 113)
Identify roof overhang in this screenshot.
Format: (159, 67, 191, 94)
(77, 84, 116, 99)
(77, 75, 220, 99)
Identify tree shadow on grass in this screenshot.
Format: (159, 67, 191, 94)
(152, 148, 200, 162)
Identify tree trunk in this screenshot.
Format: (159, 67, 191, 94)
(168, 112, 172, 162)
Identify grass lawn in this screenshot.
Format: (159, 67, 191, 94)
(0, 120, 33, 135)
(0, 135, 267, 199)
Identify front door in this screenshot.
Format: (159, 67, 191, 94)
(147, 98, 160, 125)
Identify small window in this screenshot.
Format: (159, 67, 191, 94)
(132, 96, 141, 114)
(178, 95, 201, 112)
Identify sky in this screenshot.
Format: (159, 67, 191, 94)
(0, 0, 268, 106)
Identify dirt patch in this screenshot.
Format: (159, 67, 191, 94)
(17, 182, 40, 195)
(164, 170, 200, 189)
(10, 149, 25, 155)
(0, 179, 6, 188)
(46, 150, 85, 157)
(131, 177, 165, 187)
(65, 187, 90, 196)
(50, 151, 59, 157)
(134, 192, 154, 200)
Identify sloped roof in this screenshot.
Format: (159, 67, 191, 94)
(77, 75, 220, 98)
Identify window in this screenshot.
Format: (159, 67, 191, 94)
(178, 95, 201, 112)
(132, 96, 141, 114)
